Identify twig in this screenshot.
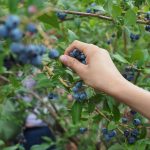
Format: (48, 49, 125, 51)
(95, 107, 124, 134)
(123, 29, 127, 54)
(0, 75, 10, 83)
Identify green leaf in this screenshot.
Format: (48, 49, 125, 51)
(71, 101, 82, 124)
(88, 101, 95, 113)
(68, 29, 79, 43)
(108, 121, 117, 130)
(111, 5, 122, 19)
(38, 13, 59, 28)
(93, 114, 102, 123)
(8, 0, 19, 13)
(0, 140, 4, 146)
(108, 143, 125, 150)
(112, 106, 120, 122)
(131, 49, 144, 60)
(31, 144, 50, 150)
(3, 145, 19, 150)
(124, 9, 136, 26)
(113, 53, 128, 63)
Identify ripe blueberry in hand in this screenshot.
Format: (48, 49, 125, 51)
(69, 48, 86, 64)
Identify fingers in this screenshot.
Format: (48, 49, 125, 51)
(60, 55, 87, 75)
(64, 40, 90, 55)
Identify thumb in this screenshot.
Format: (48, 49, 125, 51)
(60, 55, 86, 75)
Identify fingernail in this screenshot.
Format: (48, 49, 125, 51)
(60, 55, 68, 63)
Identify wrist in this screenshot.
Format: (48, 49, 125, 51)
(109, 76, 130, 99)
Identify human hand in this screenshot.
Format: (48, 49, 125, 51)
(60, 40, 125, 95)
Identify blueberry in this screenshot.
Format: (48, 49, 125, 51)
(80, 54, 86, 60)
(18, 54, 29, 64)
(73, 93, 80, 100)
(25, 44, 38, 58)
(5, 15, 20, 29)
(49, 49, 60, 59)
(130, 33, 140, 42)
(133, 118, 141, 126)
(131, 129, 139, 137)
(10, 42, 24, 54)
(0, 25, 9, 38)
(124, 130, 130, 137)
(128, 136, 136, 144)
(86, 8, 92, 13)
(26, 23, 37, 34)
(112, 33, 115, 38)
(145, 25, 150, 32)
(91, 2, 96, 7)
(122, 117, 128, 123)
(102, 128, 108, 135)
(108, 130, 117, 138)
(79, 127, 87, 134)
(69, 48, 86, 64)
(31, 55, 42, 67)
(48, 93, 58, 100)
(75, 82, 82, 89)
(39, 45, 46, 55)
(130, 110, 137, 115)
(104, 134, 111, 141)
(10, 28, 23, 41)
(107, 40, 111, 45)
(72, 86, 79, 92)
(79, 92, 87, 100)
(56, 12, 67, 20)
(135, 34, 140, 40)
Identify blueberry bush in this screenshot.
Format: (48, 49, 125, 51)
(0, 0, 150, 150)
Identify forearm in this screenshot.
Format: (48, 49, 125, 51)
(111, 78, 150, 119)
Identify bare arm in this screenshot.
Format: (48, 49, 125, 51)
(60, 40, 150, 119)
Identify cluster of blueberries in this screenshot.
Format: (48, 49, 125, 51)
(102, 128, 117, 142)
(124, 129, 139, 144)
(0, 15, 37, 41)
(122, 110, 141, 144)
(130, 33, 140, 42)
(69, 48, 86, 64)
(10, 43, 46, 66)
(122, 66, 136, 82)
(86, 3, 99, 14)
(72, 82, 87, 102)
(0, 15, 47, 67)
(106, 33, 116, 45)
